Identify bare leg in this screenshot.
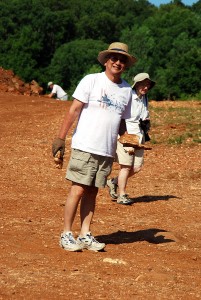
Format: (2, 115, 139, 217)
(80, 186, 98, 236)
(113, 168, 135, 185)
(63, 182, 85, 232)
(118, 164, 131, 196)
(118, 165, 142, 194)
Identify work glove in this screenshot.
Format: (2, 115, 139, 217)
(52, 138, 65, 158)
(52, 138, 65, 169)
(124, 146, 135, 155)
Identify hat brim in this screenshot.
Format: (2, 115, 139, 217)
(98, 50, 137, 68)
(132, 79, 156, 89)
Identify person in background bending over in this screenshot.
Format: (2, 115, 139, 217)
(46, 82, 68, 101)
(52, 42, 137, 252)
(107, 73, 156, 205)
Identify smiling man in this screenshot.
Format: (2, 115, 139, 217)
(52, 42, 137, 252)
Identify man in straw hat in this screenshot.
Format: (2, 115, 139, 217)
(52, 42, 137, 252)
(107, 73, 156, 205)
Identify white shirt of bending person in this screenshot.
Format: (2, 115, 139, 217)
(52, 84, 68, 100)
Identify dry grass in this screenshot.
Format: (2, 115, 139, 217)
(149, 100, 201, 145)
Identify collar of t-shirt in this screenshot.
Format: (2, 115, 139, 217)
(132, 92, 144, 101)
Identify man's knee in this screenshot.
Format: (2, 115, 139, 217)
(71, 182, 85, 197)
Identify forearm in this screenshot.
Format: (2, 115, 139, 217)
(47, 93, 54, 98)
(58, 112, 77, 139)
(58, 99, 84, 139)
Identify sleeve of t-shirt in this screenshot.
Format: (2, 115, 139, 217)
(72, 74, 95, 103)
(141, 96, 150, 120)
(52, 85, 57, 94)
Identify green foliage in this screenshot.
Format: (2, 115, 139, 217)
(192, 0, 201, 14)
(167, 135, 185, 144)
(0, 0, 200, 100)
(46, 39, 106, 95)
(145, 6, 201, 100)
(120, 25, 155, 85)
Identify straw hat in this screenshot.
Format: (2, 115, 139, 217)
(132, 73, 155, 89)
(97, 42, 137, 68)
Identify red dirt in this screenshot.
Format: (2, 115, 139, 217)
(0, 67, 43, 96)
(0, 92, 200, 300)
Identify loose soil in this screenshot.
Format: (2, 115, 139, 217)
(0, 93, 200, 300)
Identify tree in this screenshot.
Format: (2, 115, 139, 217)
(0, 0, 201, 100)
(46, 39, 106, 94)
(120, 25, 156, 86)
(123, 4, 201, 99)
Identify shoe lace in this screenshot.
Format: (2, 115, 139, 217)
(121, 194, 130, 199)
(65, 232, 75, 244)
(119, 194, 132, 203)
(87, 233, 99, 244)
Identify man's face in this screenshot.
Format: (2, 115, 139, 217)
(105, 53, 127, 78)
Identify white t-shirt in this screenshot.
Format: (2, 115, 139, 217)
(72, 72, 132, 157)
(125, 91, 149, 142)
(52, 84, 67, 99)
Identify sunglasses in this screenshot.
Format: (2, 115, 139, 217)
(139, 82, 151, 88)
(109, 55, 127, 64)
(137, 81, 151, 88)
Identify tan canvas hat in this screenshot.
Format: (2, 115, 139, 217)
(97, 42, 137, 68)
(132, 73, 155, 89)
(47, 81, 53, 87)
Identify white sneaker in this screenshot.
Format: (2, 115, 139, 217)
(60, 231, 82, 252)
(77, 232, 105, 252)
(117, 194, 134, 205)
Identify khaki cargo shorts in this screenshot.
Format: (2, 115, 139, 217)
(116, 141, 144, 167)
(66, 149, 114, 188)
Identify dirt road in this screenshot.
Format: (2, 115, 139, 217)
(0, 93, 200, 299)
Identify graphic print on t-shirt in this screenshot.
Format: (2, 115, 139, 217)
(96, 93, 125, 113)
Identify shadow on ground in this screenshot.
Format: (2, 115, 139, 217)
(133, 194, 181, 203)
(98, 229, 176, 245)
(111, 194, 180, 204)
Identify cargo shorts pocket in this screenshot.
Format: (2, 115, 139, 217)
(69, 149, 91, 174)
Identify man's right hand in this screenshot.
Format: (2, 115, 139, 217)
(52, 138, 65, 159)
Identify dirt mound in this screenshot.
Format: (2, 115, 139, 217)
(0, 67, 43, 96)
